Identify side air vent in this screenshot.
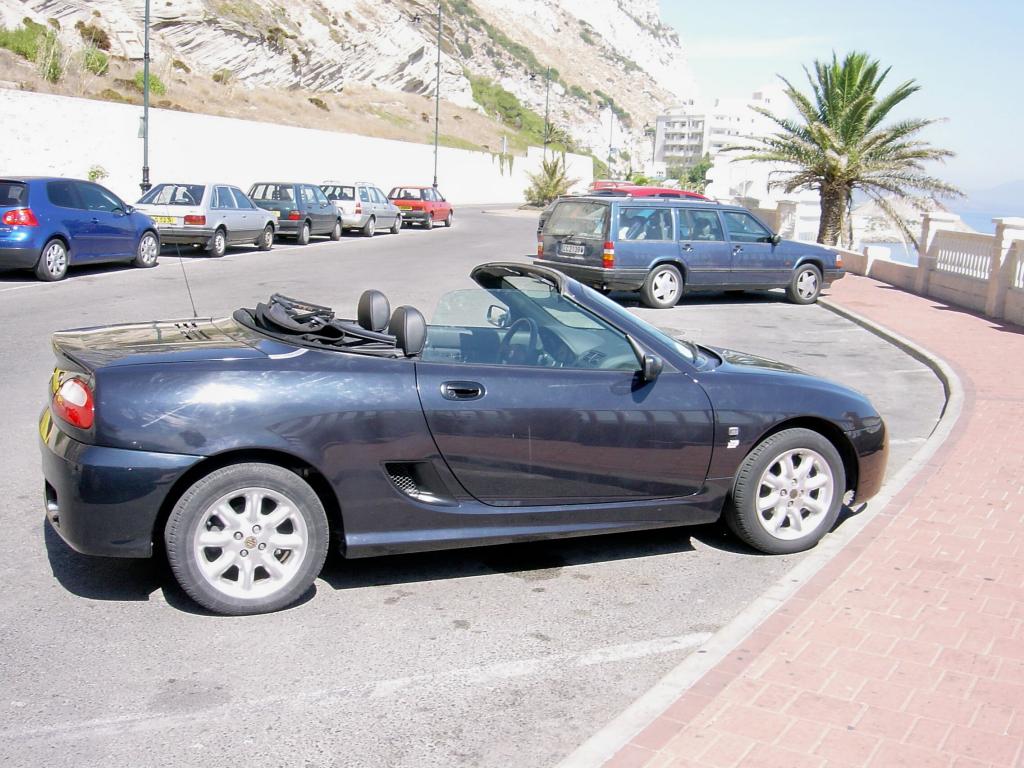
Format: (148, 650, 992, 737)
(384, 462, 456, 505)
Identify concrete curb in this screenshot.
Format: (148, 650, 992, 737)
(555, 298, 964, 768)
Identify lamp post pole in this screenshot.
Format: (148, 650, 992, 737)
(543, 66, 550, 156)
(140, 0, 151, 193)
(606, 106, 614, 175)
(432, 1, 441, 189)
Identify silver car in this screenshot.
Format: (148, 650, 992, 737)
(321, 180, 402, 237)
(136, 183, 276, 257)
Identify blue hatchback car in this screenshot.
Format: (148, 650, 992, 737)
(536, 196, 845, 308)
(0, 177, 160, 281)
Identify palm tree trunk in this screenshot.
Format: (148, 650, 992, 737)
(817, 184, 847, 245)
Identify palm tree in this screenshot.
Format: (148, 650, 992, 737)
(731, 51, 960, 246)
(525, 154, 578, 206)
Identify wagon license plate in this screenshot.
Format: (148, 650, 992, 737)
(152, 216, 176, 225)
(558, 242, 586, 258)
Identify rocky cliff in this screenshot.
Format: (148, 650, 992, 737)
(0, 0, 697, 161)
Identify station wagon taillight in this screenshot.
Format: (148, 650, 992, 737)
(354, 202, 362, 215)
(603, 241, 615, 269)
(52, 376, 94, 430)
(2, 208, 38, 226)
(184, 215, 206, 226)
(287, 210, 302, 220)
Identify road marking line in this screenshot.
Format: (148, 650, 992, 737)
(0, 631, 711, 743)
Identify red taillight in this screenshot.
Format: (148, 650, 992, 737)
(835, 253, 844, 268)
(183, 214, 206, 226)
(354, 202, 362, 215)
(2, 208, 39, 226)
(53, 377, 94, 429)
(602, 241, 615, 269)
(537, 234, 543, 257)
(287, 210, 302, 220)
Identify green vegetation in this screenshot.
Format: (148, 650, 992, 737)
(0, 18, 63, 82)
(133, 71, 167, 96)
(74, 20, 111, 51)
(470, 75, 545, 144)
(578, 21, 596, 46)
(87, 165, 108, 182)
(82, 47, 109, 76)
(439, 134, 486, 152)
(730, 51, 960, 246)
(172, 58, 191, 74)
(212, 68, 233, 85)
(456, 40, 472, 59)
(369, 107, 413, 128)
(666, 156, 713, 193)
(593, 90, 632, 127)
(591, 155, 609, 179)
(525, 155, 577, 206)
(98, 88, 133, 104)
(568, 84, 590, 103)
(215, 0, 263, 25)
(308, 96, 329, 111)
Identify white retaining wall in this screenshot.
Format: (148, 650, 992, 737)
(0, 89, 592, 205)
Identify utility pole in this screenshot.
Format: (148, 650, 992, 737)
(543, 66, 551, 157)
(606, 105, 615, 175)
(140, 0, 151, 193)
(432, 1, 441, 189)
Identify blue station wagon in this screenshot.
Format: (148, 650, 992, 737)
(536, 197, 845, 308)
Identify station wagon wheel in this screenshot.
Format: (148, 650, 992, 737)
(330, 220, 342, 241)
(165, 463, 329, 615)
(35, 238, 68, 281)
(258, 224, 274, 251)
(133, 231, 159, 268)
(725, 428, 845, 555)
(361, 216, 375, 237)
(297, 221, 311, 245)
(209, 227, 227, 258)
(640, 264, 682, 309)
(390, 214, 401, 234)
(787, 264, 822, 304)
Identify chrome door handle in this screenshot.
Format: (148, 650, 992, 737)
(733, 245, 742, 254)
(440, 381, 485, 401)
(681, 243, 693, 252)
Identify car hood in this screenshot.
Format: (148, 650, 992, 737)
(709, 346, 806, 375)
(51, 318, 268, 370)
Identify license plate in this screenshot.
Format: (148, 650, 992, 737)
(152, 216, 176, 225)
(558, 243, 586, 257)
(398, 205, 413, 211)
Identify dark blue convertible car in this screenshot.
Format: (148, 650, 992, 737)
(40, 262, 887, 614)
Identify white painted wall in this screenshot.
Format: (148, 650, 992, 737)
(0, 89, 592, 205)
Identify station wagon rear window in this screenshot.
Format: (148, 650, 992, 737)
(139, 184, 205, 206)
(546, 201, 609, 238)
(321, 185, 355, 201)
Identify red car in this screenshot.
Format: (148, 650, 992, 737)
(590, 180, 708, 200)
(387, 186, 454, 229)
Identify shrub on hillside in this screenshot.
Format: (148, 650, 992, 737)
(83, 47, 108, 75)
(75, 20, 111, 51)
(0, 18, 63, 82)
(133, 70, 166, 95)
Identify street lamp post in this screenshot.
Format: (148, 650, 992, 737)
(140, 0, 151, 193)
(432, 1, 441, 189)
(530, 68, 552, 156)
(605, 104, 615, 175)
(643, 122, 656, 176)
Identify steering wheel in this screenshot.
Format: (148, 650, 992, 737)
(498, 317, 541, 365)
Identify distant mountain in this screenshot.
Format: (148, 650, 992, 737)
(951, 180, 1024, 217)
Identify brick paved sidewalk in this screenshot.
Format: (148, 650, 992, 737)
(594, 276, 1024, 768)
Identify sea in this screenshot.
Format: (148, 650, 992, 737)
(855, 211, 1001, 267)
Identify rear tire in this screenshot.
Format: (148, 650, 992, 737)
(329, 220, 342, 241)
(361, 217, 375, 237)
(257, 224, 274, 251)
(444, 211, 453, 227)
(208, 227, 227, 258)
(424, 215, 433, 230)
(390, 215, 401, 234)
(640, 264, 682, 309)
(787, 264, 822, 304)
(35, 238, 68, 281)
(296, 221, 311, 245)
(164, 463, 329, 616)
(724, 428, 845, 555)
(133, 231, 159, 268)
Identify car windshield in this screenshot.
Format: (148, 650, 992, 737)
(581, 285, 697, 363)
(139, 183, 205, 206)
(545, 201, 609, 238)
(322, 185, 355, 201)
(389, 188, 424, 200)
(249, 184, 294, 202)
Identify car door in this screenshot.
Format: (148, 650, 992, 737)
(45, 180, 94, 259)
(679, 208, 731, 287)
(357, 185, 371, 224)
(372, 187, 396, 227)
(74, 182, 136, 260)
(304, 185, 330, 233)
(230, 186, 260, 240)
(614, 205, 676, 275)
(434, 189, 451, 220)
(211, 185, 243, 242)
(722, 209, 788, 286)
(414, 286, 714, 506)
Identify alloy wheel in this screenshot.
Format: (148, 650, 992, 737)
(754, 448, 835, 541)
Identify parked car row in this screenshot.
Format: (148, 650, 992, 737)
(0, 175, 456, 281)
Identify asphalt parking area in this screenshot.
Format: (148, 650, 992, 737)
(0, 208, 944, 768)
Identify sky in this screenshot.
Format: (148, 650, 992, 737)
(658, 0, 1024, 195)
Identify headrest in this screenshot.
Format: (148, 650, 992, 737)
(388, 305, 426, 357)
(357, 289, 390, 332)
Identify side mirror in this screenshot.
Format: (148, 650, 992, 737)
(771, 233, 782, 246)
(486, 305, 510, 328)
(627, 336, 663, 383)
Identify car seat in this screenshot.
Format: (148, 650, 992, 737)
(357, 289, 391, 333)
(388, 306, 426, 357)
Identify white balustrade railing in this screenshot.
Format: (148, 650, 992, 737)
(931, 231, 994, 280)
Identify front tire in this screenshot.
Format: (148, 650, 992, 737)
(133, 231, 159, 268)
(164, 463, 329, 615)
(257, 224, 274, 251)
(35, 238, 68, 281)
(640, 264, 682, 309)
(787, 264, 822, 304)
(361, 216, 375, 237)
(390, 215, 401, 234)
(208, 227, 227, 258)
(725, 428, 845, 555)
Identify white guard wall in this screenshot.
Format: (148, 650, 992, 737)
(0, 89, 593, 205)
